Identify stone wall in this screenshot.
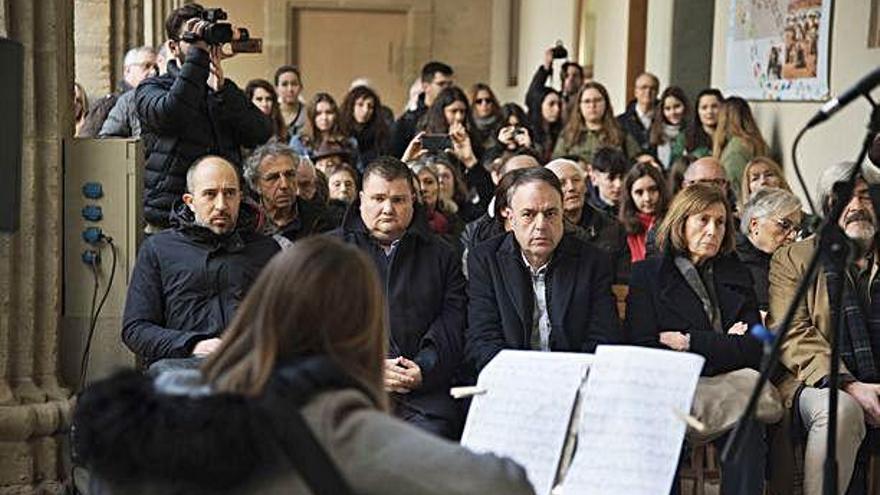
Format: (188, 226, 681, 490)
(0, 0, 74, 492)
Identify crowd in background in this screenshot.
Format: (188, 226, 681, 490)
(68, 4, 880, 495)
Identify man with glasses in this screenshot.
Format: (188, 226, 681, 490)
(616, 72, 660, 151)
(243, 143, 333, 248)
(100, 46, 158, 138)
(767, 161, 880, 495)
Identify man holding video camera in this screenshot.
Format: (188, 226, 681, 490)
(137, 3, 272, 231)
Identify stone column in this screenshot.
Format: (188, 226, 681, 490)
(74, 0, 144, 100)
(144, 0, 188, 49)
(0, 0, 74, 492)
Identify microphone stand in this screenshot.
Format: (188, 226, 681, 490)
(722, 95, 880, 495)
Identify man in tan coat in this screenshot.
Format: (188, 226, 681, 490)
(768, 161, 880, 494)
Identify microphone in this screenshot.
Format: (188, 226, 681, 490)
(806, 66, 880, 129)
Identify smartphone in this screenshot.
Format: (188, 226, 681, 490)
(230, 38, 263, 54)
(421, 134, 452, 153)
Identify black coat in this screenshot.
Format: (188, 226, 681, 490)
(466, 232, 621, 372)
(735, 232, 772, 312)
(330, 201, 467, 425)
(136, 48, 272, 227)
(122, 203, 279, 363)
(625, 253, 762, 376)
(573, 202, 630, 282)
(389, 96, 427, 158)
(269, 197, 336, 243)
(616, 100, 653, 152)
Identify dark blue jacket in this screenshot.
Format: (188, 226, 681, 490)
(136, 47, 272, 227)
(330, 201, 467, 429)
(122, 203, 279, 363)
(466, 232, 621, 372)
(625, 253, 762, 376)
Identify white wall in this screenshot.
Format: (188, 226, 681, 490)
(491, 0, 579, 105)
(711, 0, 880, 205)
(585, 0, 630, 111)
(644, 0, 674, 87)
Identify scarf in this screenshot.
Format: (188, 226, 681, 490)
(824, 260, 880, 382)
(674, 256, 723, 333)
(626, 213, 655, 263)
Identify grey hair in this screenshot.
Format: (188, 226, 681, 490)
(816, 161, 880, 216)
(740, 188, 802, 235)
(243, 142, 300, 191)
(545, 158, 586, 179)
(123, 46, 156, 67)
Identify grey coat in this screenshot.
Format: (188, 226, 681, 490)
(99, 89, 141, 138)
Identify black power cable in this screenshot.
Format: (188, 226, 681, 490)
(77, 236, 118, 391)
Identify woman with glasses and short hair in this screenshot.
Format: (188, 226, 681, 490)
(737, 188, 803, 314)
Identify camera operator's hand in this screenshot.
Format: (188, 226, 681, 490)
(181, 18, 211, 53)
(514, 128, 532, 149)
(543, 47, 554, 71)
(450, 122, 477, 169)
(497, 125, 516, 147)
(207, 45, 225, 92)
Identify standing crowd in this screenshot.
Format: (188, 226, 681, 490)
(70, 3, 880, 495)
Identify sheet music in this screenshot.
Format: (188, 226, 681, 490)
(461, 350, 592, 495)
(562, 346, 704, 495)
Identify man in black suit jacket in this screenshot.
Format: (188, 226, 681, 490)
(466, 167, 621, 372)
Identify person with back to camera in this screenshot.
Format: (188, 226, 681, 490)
(136, 3, 272, 231)
(74, 236, 535, 495)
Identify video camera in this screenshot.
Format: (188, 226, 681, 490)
(181, 8, 262, 53)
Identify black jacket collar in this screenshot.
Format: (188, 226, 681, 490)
(169, 200, 260, 252)
(340, 197, 433, 242)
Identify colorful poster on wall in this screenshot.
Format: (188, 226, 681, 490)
(725, 0, 832, 101)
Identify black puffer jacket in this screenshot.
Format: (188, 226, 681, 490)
(136, 48, 272, 227)
(122, 203, 279, 363)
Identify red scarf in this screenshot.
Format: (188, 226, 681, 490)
(626, 212, 655, 263)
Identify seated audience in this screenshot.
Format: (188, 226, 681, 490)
(466, 167, 620, 372)
(616, 72, 660, 151)
(626, 184, 765, 495)
(737, 188, 802, 313)
(324, 162, 358, 227)
(713, 97, 769, 198)
(546, 158, 630, 282)
(122, 156, 279, 365)
(685, 88, 724, 158)
(295, 157, 319, 202)
(243, 142, 333, 248)
(332, 157, 467, 439)
(587, 147, 629, 216)
(768, 161, 879, 495)
(411, 157, 465, 242)
(245, 78, 287, 142)
(76, 237, 534, 495)
(619, 162, 669, 264)
(339, 85, 390, 173)
(553, 82, 640, 163)
(648, 86, 689, 169)
(493, 103, 535, 154)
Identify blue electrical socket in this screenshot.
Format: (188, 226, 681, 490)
(82, 227, 103, 244)
(82, 250, 101, 265)
(82, 182, 104, 199)
(82, 205, 103, 222)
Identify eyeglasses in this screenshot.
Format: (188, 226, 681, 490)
(773, 217, 801, 237)
(475, 98, 493, 105)
(262, 169, 296, 183)
(688, 178, 728, 188)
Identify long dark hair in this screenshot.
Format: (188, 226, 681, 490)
(301, 92, 345, 147)
(245, 79, 287, 141)
(420, 86, 475, 134)
(619, 162, 670, 235)
(528, 87, 563, 158)
(648, 86, 690, 147)
(339, 85, 389, 148)
(203, 237, 388, 410)
(685, 88, 724, 152)
(468, 83, 502, 122)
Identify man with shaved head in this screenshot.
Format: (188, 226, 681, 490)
(683, 156, 730, 190)
(123, 156, 279, 367)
